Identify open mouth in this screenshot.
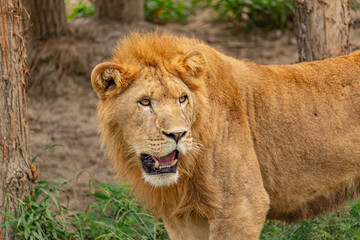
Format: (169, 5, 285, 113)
(141, 150, 179, 175)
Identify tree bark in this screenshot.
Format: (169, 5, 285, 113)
(0, 0, 33, 239)
(23, 0, 68, 40)
(294, 0, 351, 62)
(95, 0, 144, 22)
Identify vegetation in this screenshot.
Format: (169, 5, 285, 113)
(1, 176, 359, 239)
(206, 0, 295, 30)
(261, 201, 360, 239)
(144, 0, 199, 24)
(67, 0, 95, 20)
(75, 181, 168, 239)
(1, 179, 168, 240)
(65, 0, 359, 30)
(145, 0, 296, 28)
(0, 145, 167, 239)
(1, 180, 80, 239)
(65, 0, 296, 29)
(66, 0, 198, 23)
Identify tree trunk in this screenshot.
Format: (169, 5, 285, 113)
(0, 0, 33, 239)
(96, 0, 144, 22)
(23, 0, 67, 40)
(294, 0, 351, 62)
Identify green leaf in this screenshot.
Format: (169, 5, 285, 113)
(38, 187, 62, 211)
(90, 193, 111, 200)
(31, 144, 57, 163)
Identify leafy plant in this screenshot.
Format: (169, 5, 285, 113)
(207, 0, 295, 30)
(1, 178, 168, 239)
(1, 145, 167, 239)
(144, 0, 199, 24)
(1, 179, 83, 239)
(67, 0, 95, 20)
(74, 181, 169, 239)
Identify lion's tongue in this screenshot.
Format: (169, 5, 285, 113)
(153, 151, 176, 165)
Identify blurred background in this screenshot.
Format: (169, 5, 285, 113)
(2, 0, 360, 239)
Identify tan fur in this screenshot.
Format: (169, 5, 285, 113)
(91, 32, 360, 239)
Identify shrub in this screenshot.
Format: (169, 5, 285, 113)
(144, 0, 199, 24)
(206, 0, 295, 30)
(0, 180, 82, 239)
(67, 0, 95, 20)
(74, 181, 168, 239)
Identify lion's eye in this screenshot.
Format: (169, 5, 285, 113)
(139, 99, 151, 106)
(179, 95, 188, 104)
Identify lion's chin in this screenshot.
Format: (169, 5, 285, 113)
(143, 172, 179, 187)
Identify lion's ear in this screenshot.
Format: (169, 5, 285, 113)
(91, 62, 124, 99)
(177, 50, 206, 77)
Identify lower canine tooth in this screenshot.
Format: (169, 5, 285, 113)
(155, 161, 159, 169)
(170, 160, 178, 167)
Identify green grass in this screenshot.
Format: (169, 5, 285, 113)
(74, 181, 168, 239)
(1, 179, 168, 240)
(261, 200, 360, 239)
(2, 176, 359, 239)
(1, 179, 81, 239)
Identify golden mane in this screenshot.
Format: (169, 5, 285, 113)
(112, 32, 196, 68)
(98, 32, 221, 218)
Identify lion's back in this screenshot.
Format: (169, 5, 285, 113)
(234, 53, 360, 222)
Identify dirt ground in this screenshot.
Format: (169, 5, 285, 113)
(27, 11, 360, 212)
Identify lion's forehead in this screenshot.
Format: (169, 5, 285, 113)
(131, 72, 189, 100)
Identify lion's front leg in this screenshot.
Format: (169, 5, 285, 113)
(163, 215, 210, 240)
(209, 189, 270, 240)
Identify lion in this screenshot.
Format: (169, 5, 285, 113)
(91, 32, 360, 240)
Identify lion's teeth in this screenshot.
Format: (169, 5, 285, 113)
(156, 160, 177, 169)
(170, 160, 178, 167)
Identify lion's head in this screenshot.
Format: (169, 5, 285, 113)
(91, 33, 211, 188)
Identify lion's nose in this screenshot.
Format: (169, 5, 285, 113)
(162, 131, 187, 143)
